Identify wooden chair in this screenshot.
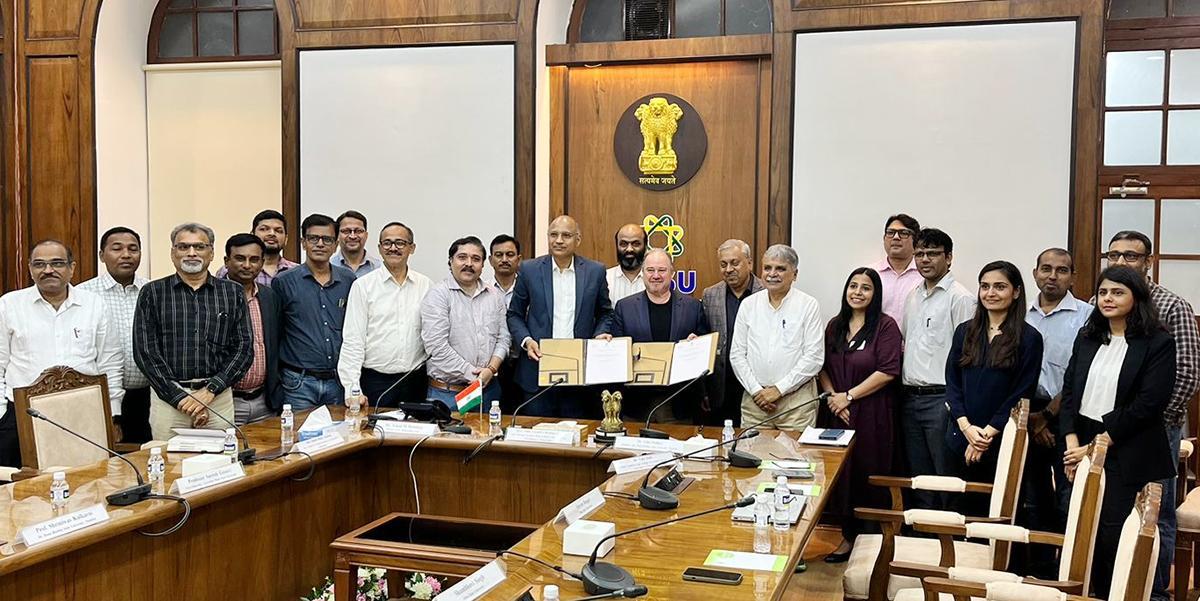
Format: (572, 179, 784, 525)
(843, 400, 1030, 600)
(11, 366, 117, 476)
(1173, 438, 1200, 601)
(915, 481, 1163, 601)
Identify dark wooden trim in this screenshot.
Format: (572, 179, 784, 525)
(277, 0, 300, 261)
(514, 0, 536, 260)
(567, 0, 589, 43)
(147, 0, 281, 64)
(767, 30, 793, 246)
(546, 33, 772, 66)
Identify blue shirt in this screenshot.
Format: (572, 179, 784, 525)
(332, 252, 381, 276)
(271, 263, 356, 371)
(945, 322, 1044, 431)
(1025, 292, 1093, 399)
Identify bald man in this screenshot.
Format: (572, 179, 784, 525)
(507, 215, 613, 418)
(606, 223, 647, 303)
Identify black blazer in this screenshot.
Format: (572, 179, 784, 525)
(1060, 328, 1177, 484)
(611, 290, 710, 343)
(255, 285, 283, 412)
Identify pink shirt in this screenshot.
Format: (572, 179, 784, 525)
(873, 257, 922, 325)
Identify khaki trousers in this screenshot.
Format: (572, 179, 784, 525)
(740, 378, 819, 432)
(150, 387, 235, 441)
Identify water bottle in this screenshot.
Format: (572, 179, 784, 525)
(721, 419, 736, 458)
(223, 428, 238, 462)
(346, 384, 363, 426)
(488, 400, 502, 436)
(772, 475, 792, 532)
(50, 471, 70, 512)
(543, 585, 560, 601)
(280, 404, 295, 448)
(147, 447, 166, 494)
(753, 493, 771, 553)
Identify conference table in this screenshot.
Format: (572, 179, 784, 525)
(0, 407, 848, 600)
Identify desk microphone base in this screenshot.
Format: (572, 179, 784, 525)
(581, 561, 637, 595)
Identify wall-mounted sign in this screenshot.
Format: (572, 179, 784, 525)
(643, 213, 697, 294)
(615, 94, 707, 191)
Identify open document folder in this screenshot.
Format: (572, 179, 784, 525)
(631, 332, 719, 386)
(536, 337, 634, 385)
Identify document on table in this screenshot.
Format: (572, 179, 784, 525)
(585, 337, 633, 384)
(667, 332, 718, 384)
(704, 549, 788, 572)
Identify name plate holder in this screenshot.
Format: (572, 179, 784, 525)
(293, 432, 345, 455)
(375, 421, 441, 437)
(437, 558, 507, 601)
(613, 436, 684, 455)
(17, 504, 110, 547)
(608, 451, 678, 475)
(170, 462, 246, 495)
(554, 487, 606, 525)
(504, 427, 576, 446)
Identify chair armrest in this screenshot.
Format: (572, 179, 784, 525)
(892, 561, 950, 580)
(912, 523, 1065, 547)
(855, 507, 905, 523)
(1022, 578, 1085, 595)
(0, 466, 18, 482)
(923, 575, 1084, 597)
(113, 442, 140, 454)
(868, 475, 915, 489)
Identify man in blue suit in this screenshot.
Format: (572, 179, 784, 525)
(612, 250, 710, 423)
(507, 215, 614, 417)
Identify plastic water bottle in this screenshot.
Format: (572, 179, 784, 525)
(721, 419, 736, 457)
(543, 585, 560, 601)
(753, 493, 772, 553)
(488, 400, 502, 436)
(772, 476, 792, 531)
(50, 471, 70, 511)
(280, 404, 295, 448)
(223, 428, 238, 462)
(147, 447, 166, 494)
(346, 384, 363, 426)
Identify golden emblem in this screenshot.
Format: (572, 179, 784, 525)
(596, 390, 626, 441)
(634, 97, 684, 175)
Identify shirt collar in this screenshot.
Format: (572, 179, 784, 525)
(170, 273, 213, 290)
(552, 258, 575, 274)
(1028, 291, 1083, 317)
(298, 262, 348, 285)
(447, 275, 490, 298)
(30, 285, 82, 309)
(922, 271, 957, 295)
(493, 275, 517, 294)
(334, 253, 376, 270)
(98, 269, 145, 291)
(875, 257, 918, 275)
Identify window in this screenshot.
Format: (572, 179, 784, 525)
(1103, 49, 1200, 166)
(577, 0, 771, 43)
(1109, 0, 1200, 19)
(149, 0, 279, 63)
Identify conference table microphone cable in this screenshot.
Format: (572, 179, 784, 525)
(496, 549, 582, 580)
(137, 494, 193, 537)
(282, 449, 316, 482)
(410, 431, 450, 515)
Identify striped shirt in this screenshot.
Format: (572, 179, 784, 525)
(236, 290, 267, 392)
(1150, 281, 1200, 425)
(78, 270, 150, 389)
(133, 274, 253, 407)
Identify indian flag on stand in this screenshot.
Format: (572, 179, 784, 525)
(455, 380, 484, 414)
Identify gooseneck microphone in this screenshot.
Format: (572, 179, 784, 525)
(727, 391, 832, 468)
(462, 379, 567, 465)
(509, 379, 565, 428)
(581, 496, 755, 594)
(26, 408, 152, 506)
(637, 429, 759, 510)
(638, 369, 710, 439)
(177, 386, 258, 464)
(365, 362, 427, 423)
(570, 585, 649, 600)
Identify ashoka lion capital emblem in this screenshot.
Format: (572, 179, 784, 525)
(634, 97, 684, 175)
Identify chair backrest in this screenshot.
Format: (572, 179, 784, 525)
(1058, 435, 1108, 590)
(13, 366, 114, 471)
(1108, 482, 1162, 601)
(987, 400, 1029, 570)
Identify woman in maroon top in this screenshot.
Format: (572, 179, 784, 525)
(817, 267, 903, 562)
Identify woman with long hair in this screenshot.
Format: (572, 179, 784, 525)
(1060, 265, 1176, 597)
(817, 267, 903, 562)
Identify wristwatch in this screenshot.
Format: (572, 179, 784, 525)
(845, 391, 855, 402)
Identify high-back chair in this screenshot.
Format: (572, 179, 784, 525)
(14, 366, 116, 472)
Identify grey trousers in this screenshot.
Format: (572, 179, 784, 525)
(901, 392, 952, 509)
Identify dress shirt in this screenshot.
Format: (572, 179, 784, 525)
(730, 287, 824, 397)
(0, 286, 124, 418)
(493, 277, 517, 308)
(1025, 292, 1093, 399)
(606, 265, 646, 304)
(1079, 335, 1129, 422)
(420, 276, 511, 384)
(236, 287, 267, 391)
(339, 267, 432, 393)
(216, 256, 298, 287)
(332, 252, 381, 276)
(901, 272, 976, 386)
(78, 270, 150, 389)
(272, 264, 356, 371)
(552, 260, 577, 340)
(873, 257, 923, 324)
(133, 274, 253, 407)
(1149, 280, 1200, 426)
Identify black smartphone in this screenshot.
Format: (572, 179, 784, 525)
(682, 567, 743, 585)
(819, 428, 845, 440)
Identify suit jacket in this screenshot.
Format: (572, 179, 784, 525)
(612, 291, 710, 343)
(255, 285, 284, 412)
(1060, 328, 1177, 484)
(506, 255, 613, 391)
(701, 277, 764, 401)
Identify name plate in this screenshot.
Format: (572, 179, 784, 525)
(170, 462, 246, 495)
(437, 558, 507, 601)
(555, 487, 606, 525)
(608, 452, 678, 475)
(18, 504, 110, 547)
(293, 432, 344, 455)
(375, 421, 440, 437)
(504, 427, 576, 446)
(613, 436, 684, 455)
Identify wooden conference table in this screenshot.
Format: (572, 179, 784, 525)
(0, 408, 847, 600)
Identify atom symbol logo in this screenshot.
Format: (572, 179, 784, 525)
(642, 214, 685, 259)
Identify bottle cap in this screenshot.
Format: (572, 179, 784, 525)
(724, 419, 733, 427)
(283, 404, 292, 411)
(226, 428, 236, 435)
(53, 471, 66, 480)
(776, 475, 787, 485)
(491, 400, 501, 407)
(350, 385, 362, 396)
(150, 447, 162, 456)
(543, 585, 559, 600)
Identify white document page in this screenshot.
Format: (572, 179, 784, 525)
(585, 338, 631, 384)
(668, 333, 716, 384)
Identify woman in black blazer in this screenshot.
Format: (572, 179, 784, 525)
(1060, 265, 1176, 598)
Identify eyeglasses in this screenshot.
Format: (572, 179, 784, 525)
(339, 228, 366, 236)
(30, 260, 70, 271)
(1102, 251, 1147, 263)
(884, 228, 914, 239)
(173, 243, 211, 252)
(380, 239, 413, 249)
(304, 235, 337, 246)
(913, 250, 945, 259)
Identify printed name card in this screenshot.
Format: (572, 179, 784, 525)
(170, 462, 246, 495)
(437, 558, 507, 601)
(504, 427, 576, 446)
(293, 431, 345, 455)
(555, 487, 606, 525)
(608, 452, 678, 475)
(375, 421, 440, 437)
(18, 504, 110, 547)
(613, 436, 684, 455)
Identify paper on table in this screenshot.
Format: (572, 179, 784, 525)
(668, 332, 717, 385)
(585, 337, 632, 385)
(299, 405, 333, 432)
(798, 427, 854, 446)
(704, 549, 788, 572)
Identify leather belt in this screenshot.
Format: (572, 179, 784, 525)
(232, 387, 263, 400)
(428, 377, 467, 393)
(178, 379, 210, 390)
(281, 363, 337, 380)
(903, 385, 946, 396)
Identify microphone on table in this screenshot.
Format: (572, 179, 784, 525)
(639, 369, 710, 439)
(364, 363, 426, 425)
(570, 585, 649, 600)
(462, 379, 566, 465)
(177, 385, 258, 464)
(581, 496, 755, 594)
(25, 408, 152, 506)
(727, 391, 831, 468)
(637, 429, 759, 510)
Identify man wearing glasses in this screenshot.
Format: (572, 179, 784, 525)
(0, 240, 125, 467)
(1104, 230, 1199, 601)
(272, 214, 357, 410)
(134, 223, 252, 440)
(873, 213, 923, 324)
(332, 210, 380, 276)
(339, 222, 432, 409)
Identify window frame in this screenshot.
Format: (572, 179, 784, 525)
(147, 0, 280, 64)
(570, 0, 773, 43)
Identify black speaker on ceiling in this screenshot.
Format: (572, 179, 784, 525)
(624, 0, 670, 41)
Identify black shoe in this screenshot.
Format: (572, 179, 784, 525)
(824, 550, 852, 563)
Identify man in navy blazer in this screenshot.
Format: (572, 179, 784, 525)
(507, 216, 613, 417)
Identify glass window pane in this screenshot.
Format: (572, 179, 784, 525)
(1160, 200, 1200, 254)
(1167, 110, 1200, 165)
(238, 0, 275, 6)
(1109, 0, 1167, 18)
(579, 0, 624, 42)
(1158, 261, 1200, 316)
(237, 10, 275, 56)
(1169, 49, 1200, 105)
(1102, 199, 1157, 257)
(1176, 0, 1200, 16)
(726, 0, 772, 35)
(197, 11, 234, 56)
(198, 0, 234, 6)
(675, 0, 721, 38)
(1106, 51, 1165, 107)
(169, 0, 193, 7)
(1104, 111, 1164, 166)
(158, 13, 194, 58)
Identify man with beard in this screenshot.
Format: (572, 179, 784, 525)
(222, 233, 283, 424)
(216, 210, 298, 285)
(0, 240, 124, 467)
(340, 222, 432, 408)
(701, 239, 764, 426)
(606, 223, 647, 303)
(420, 236, 509, 409)
(134, 223, 252, 441)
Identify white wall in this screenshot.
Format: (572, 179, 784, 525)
(535, 0, 575, 256)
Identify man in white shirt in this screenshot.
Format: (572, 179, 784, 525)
(900, 228, 975, 509)
(0, 240, 124, 468)
(729, 244, 824, 431)
(605, 223, 647, 303)
(78, 227, 151, 443)
(339, 222, 433, 408)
